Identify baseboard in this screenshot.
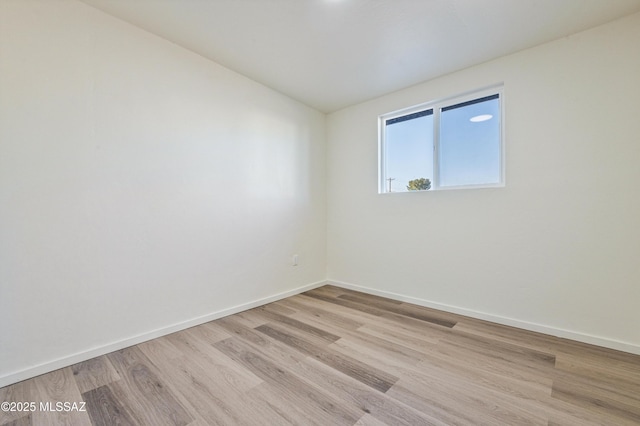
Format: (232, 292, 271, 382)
(327, 279, 640, 356)
(0, 280, 327, 389)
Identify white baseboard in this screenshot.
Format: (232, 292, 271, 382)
(5, 278, 637, 389)
(0, 280, 327, 389)
(327, 279, 640, 356)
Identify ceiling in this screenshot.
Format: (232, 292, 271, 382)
(80, 0, 640, 113)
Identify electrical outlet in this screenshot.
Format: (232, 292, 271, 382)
(292, 254, 299, 266)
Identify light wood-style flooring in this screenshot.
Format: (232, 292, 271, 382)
(1, 285, 639, 425)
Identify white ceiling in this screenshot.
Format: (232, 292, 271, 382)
(80, 0, 640, 113)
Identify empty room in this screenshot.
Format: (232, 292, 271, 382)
(1, 0, 639, 425)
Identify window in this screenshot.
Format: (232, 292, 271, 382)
(379, 86, 503, 193)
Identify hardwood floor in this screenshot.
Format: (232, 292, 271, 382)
(1, 285, 639, 425)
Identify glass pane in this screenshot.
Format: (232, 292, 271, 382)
(439, 95, 501, 187)
(385, 111, 433, 192)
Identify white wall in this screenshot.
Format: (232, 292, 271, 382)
(0, 0, 326, 386)
(327, 12, 640, 353)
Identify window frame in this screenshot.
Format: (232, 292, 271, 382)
(379, 85, 505, 193)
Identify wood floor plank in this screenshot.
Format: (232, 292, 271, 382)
(214, 316, 308, 366)
(294, 293, 386, 326)
(256, 322, 399, 393)
(137, 337, 248, 425)
(291, 311, 428, 367)
(166, 328, 263, 392)
(386, 382, 496, 426)
(338, 293, 457, 328)
(302, 290, 388, 317)
(449, 329, 556, 366)
(0, 378, 36, 425)
(1, 415, 31, 426)
(330, 286, 404, 305)
(329, 337, 424, 378)
(258, 301, 297, 316)
(244, 383, 323, 426)
(248, 306, 342, 343)
(422, 334, 556, 391)
(353, 414, 388, 426)
(230, 310, 270, 328)
(106, 347, 193, 426)
(452, 319, 560, 354)
(213, 337, 362, 425)
(308, 285, 350, 298)
(288, 356, 448, 426)
(299, 290, 452, 346)
(357, 324, 438, 352)
(312, 285, 458, 326)
(554, 358, 640, 406)
(214, 316, 274, 347)
(139, 337, 287, 425)
(82, 385, 137, 426)
(554, 352, 640, 395)
(337, 332, 552, 412)
(557, 337, 640, 365)
(278, 296, 365, 330)
(545, 393, 640, 426)
(390, 373, 548, 426)
(551, 376, 640, 424)
(185, 321, 232, 344)
(436, 332, 557, 380)
(556, 345, 640, 383)
(305, 290, 458, 331)
(377, 312, 454, 341)
(71, 356, 121, 394)
(30, 367, 92, 426)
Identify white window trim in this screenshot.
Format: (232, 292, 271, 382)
(379, 84, 505, 194)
